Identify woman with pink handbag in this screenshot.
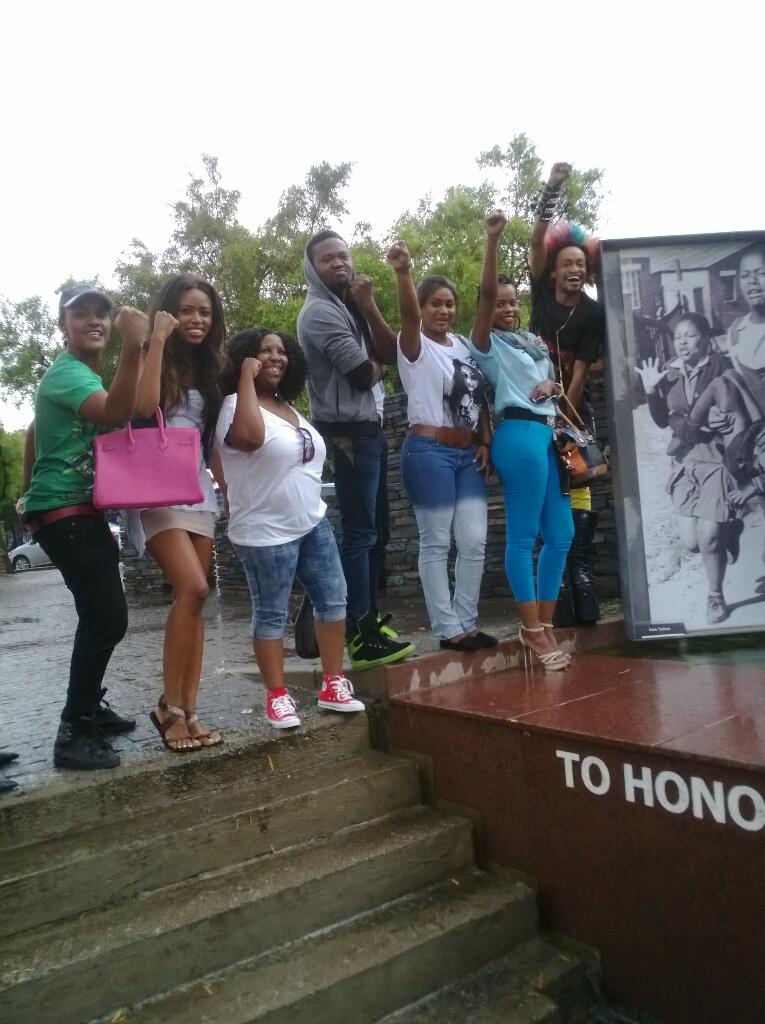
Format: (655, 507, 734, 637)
(130, 276, 228, 752)
(22, 286, 147, 771)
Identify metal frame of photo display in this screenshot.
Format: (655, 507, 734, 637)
(600, 230, 765, 640)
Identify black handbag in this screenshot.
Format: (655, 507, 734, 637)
(293, 591, 319, 660)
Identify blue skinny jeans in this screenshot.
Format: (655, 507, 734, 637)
(491, 419, 573, 604)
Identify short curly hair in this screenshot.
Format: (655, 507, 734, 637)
(222, 328, 308, 402)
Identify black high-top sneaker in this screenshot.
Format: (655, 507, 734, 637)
(92, 688, 136, 733)
(347, 611, 415, 671)
(569, 509, 601, 625)
(53, 717, 121, 771)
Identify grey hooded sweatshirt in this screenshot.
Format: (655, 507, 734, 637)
(297, 248, 380, 434)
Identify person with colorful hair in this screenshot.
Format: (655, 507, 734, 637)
(529, 162, 605, 627)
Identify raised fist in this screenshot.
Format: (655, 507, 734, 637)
(114, 307, 149, 349)
(548, 162, 572, 188)
(242, 356, 262, 380)
(386, 240, 412, 272)
(349, 275, 375, 308)
(152, 310, 179, 343)
(485, 210, 507, 236)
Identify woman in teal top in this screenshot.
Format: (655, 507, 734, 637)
(24, 285, 146, 770)
(469, 213, 573, 670)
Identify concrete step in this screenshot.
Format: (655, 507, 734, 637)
(88, 871, 537, 1024)
(379, 936, 599, 1024)
(0, 710, 369, 853)
(0, 751, 420, 938)
(0, 807, 476, 1024)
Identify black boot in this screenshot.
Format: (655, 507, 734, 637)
(53, 717, 121, 771)
(569, 510, 601, 625)
(92, 688, 136, 734)
(553, 569, 576, 628)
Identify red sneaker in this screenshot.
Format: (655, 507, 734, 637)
(317, 675, 365, 713)
(265, 688, 301, 729)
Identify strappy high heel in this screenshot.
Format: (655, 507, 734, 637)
(518, 625, 568, 671)
(540, 622, 573, 665)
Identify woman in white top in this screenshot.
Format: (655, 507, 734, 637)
(135, 276, 227, 751)
(216, 328, 364, 730)
(387, 242, 496, 651)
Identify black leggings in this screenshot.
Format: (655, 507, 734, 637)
(35, 515, 128, 721)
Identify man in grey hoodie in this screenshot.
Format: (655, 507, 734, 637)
(298, 230, 414, 669)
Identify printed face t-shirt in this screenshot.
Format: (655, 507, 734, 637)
(24, 352, 104, 514)
(397, 333, 488, 430)
(215, 396, 328, 547)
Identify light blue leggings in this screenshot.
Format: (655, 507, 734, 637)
(491, 419, 573, 604)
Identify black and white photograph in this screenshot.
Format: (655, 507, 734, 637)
(602, 232, 765, 638)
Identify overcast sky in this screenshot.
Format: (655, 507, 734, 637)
(1, 0, 762, 429)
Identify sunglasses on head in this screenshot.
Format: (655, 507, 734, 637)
(296, 426, 315, 464)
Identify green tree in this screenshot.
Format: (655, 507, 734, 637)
(0, 141, 604, 406)
(0, 296, 60, 406)
(0, 427, 25, 548)
(478, 132, 604, 286)
(390, 184, 499, 335)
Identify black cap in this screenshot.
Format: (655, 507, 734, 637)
(58, 284, 113, 314)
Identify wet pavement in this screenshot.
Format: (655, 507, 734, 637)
(0, 567, 523, 793)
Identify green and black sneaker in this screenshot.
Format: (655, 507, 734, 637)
(376, 612, 399, 639)
(348, 611, 415, 670)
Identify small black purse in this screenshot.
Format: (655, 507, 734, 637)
(293, 591, 319, 660)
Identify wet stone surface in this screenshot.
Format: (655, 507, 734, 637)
(0, 566, 523, 794)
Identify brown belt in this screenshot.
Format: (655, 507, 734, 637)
(409, 424, 481, 448)
(28, 504, 104, 532)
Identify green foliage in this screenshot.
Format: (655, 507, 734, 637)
(0, 296, 60, 406)
(0, 136, 604, 411)
(478, 133, 604, 287)
(0, 427, 24, 525)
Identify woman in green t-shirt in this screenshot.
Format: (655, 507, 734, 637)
(23, 285, 146, 771)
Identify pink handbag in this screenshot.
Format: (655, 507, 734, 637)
(92, 408, 204, 510)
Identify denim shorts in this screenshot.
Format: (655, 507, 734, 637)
(234, 517, 347, 639)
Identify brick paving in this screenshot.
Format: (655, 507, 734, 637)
(0, 566, 522, 794)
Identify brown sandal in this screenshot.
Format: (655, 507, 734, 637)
(149, 696, 201, 752)
(185, 710, 223, 747)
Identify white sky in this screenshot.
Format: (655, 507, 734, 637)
(1, 0, 762, 429)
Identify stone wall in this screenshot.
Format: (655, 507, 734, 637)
(123, 378, 620, 603)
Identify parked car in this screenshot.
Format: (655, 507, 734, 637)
(9, 522, 121, 572)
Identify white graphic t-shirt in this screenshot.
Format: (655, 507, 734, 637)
(397, 332, 488, 430)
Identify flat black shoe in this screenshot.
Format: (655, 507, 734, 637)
(472, 632, 498, 648)
(92, 688, 136, 734)
(439, 635, 485, 652)
(0, 777, 18, 793)
(54, 718, 120, 771)
(0, 751, 19, 767)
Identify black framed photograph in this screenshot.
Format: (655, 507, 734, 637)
(601, 231, 765, 639)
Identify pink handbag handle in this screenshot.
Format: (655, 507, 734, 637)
(125, 408, 167, 454)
